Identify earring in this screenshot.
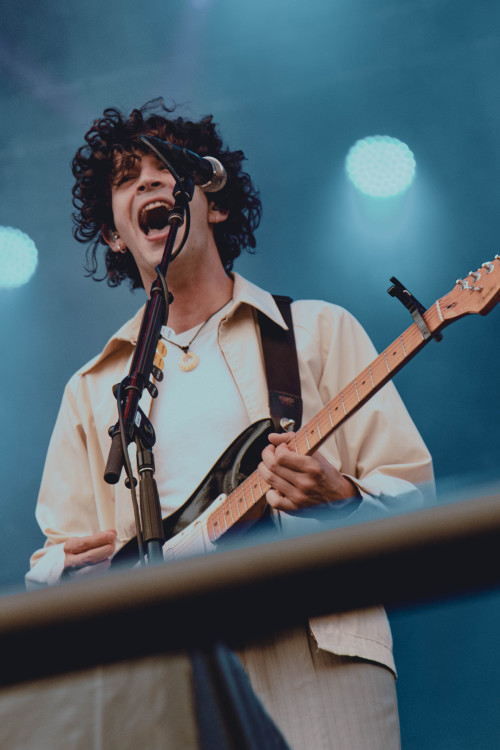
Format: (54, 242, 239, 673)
(110, 231, 127, 253)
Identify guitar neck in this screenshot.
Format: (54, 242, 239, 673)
(207, 302, 445, 543)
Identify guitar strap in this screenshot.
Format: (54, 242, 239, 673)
(257, 295, 303, 432)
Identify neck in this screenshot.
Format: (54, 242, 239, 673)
(161, 261, 234, 334)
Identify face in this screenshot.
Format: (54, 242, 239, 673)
(105, 150, 226, 290)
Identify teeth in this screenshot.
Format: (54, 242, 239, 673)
(139, 200, 170, 224)
(139, 200, 171, 235)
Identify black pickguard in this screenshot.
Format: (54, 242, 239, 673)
(112, 418, 273, 567)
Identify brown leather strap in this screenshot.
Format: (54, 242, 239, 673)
(257, 296, 303, 432)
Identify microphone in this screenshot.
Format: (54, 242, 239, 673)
(140, 135, 227, 193)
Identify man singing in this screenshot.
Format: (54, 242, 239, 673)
(28, 99, 433, 749)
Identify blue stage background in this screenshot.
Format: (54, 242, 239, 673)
(1, 1, 499, 745)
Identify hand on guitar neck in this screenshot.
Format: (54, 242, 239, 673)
(259, 432, 360, 513)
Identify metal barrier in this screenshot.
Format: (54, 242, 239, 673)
(1, 492, 500, 688)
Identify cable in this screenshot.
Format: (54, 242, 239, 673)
(116, 382, 146, 567)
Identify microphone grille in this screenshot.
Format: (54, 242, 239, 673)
(199, 157, 227, 193)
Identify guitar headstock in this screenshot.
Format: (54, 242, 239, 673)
(438, 256, 500, 321)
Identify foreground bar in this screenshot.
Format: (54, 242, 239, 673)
(1, 492, 500, 687)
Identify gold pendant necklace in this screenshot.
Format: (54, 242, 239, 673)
(178, 349, 199, 372)
(166, 336, 202, 372)
(162, 300, 230, 372)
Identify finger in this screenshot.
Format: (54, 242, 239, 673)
(66, 560, 112, 580)
(262, 442, 296, 472)
(274, 444, 319, 472)
(259, 458, 307, 493)
(259, 460, 311, 505)
(65, 542, 116, 569)
(64, 531, 116, 555)
(265, 488, 301, 512)
(268, 432, 295, 447)
(262, 445, 323, 483)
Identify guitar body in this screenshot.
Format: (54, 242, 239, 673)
(113, 418, 273, 566)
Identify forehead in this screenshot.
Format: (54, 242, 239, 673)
(109, 149, 169, 189)
(111, 148, 145, 174)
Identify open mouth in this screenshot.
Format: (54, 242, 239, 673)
(139, 200, 171, 236)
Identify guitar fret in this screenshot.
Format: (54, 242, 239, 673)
(241, 484, 248, 510)
(374, 356, 389, 383)
(400, 335, 407, 357)
(248, 474, 260, 504)
(340, 392, 347, 415)
(257, 472, 264, 498)
(234, 491, 243, 521)
(297, 428, 311, 450)
(223, 504, 230, 531)
(327, 404, 334, 427)
(435, 299, 444, 322)
(211, 515, 221, 541)
(219, 507, 227, 533)
(354, 380, 360, 402)
(368, 365, 375, 387)
(208, 517, 215, 542)
(383, 351, 390, 372)
(305, 420, 320, 450)
(315, 415, 322, 438)
(232, 490, 242, 520)
(247, 477, 255, 504)
(295, 430, 309, 454)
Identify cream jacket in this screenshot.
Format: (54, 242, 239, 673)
(28, 273, 433, 672)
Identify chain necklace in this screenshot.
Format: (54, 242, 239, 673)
(162, 300, 230, 372)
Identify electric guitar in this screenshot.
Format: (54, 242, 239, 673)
(113, 258, 500, 567)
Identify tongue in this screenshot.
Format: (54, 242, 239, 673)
(146, 205, 170, 231)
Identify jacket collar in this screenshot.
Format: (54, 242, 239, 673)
(79, 272, 287, 376)
(229, 272, 288, 329)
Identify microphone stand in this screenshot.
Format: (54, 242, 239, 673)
(104, 177, 194, 566)
(102, 168, 290, 748)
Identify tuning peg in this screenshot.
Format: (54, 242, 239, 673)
(469, 270, 481, 280)
(482, 262, 495, 273)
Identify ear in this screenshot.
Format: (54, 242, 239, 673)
(101, 224, 126, 253)
(207, 202, 229, 225)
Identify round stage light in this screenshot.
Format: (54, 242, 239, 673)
(0, 226, 38, 288)
(345, 135, 416, 197)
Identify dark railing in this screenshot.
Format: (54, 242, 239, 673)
(2, 492, 500, 688)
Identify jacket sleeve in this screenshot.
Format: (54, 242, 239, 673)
(294, 300, 435, 520)
(26, 375, 106, 588)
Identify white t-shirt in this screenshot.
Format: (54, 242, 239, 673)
(151, 303, 251, 515)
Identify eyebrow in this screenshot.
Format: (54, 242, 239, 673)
(111, 151, 165, 184)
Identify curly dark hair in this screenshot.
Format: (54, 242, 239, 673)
(71, 98, 262, 289)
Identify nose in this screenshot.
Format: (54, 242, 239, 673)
(137, 162, 172, 193)
(137, 173, 162, 192)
